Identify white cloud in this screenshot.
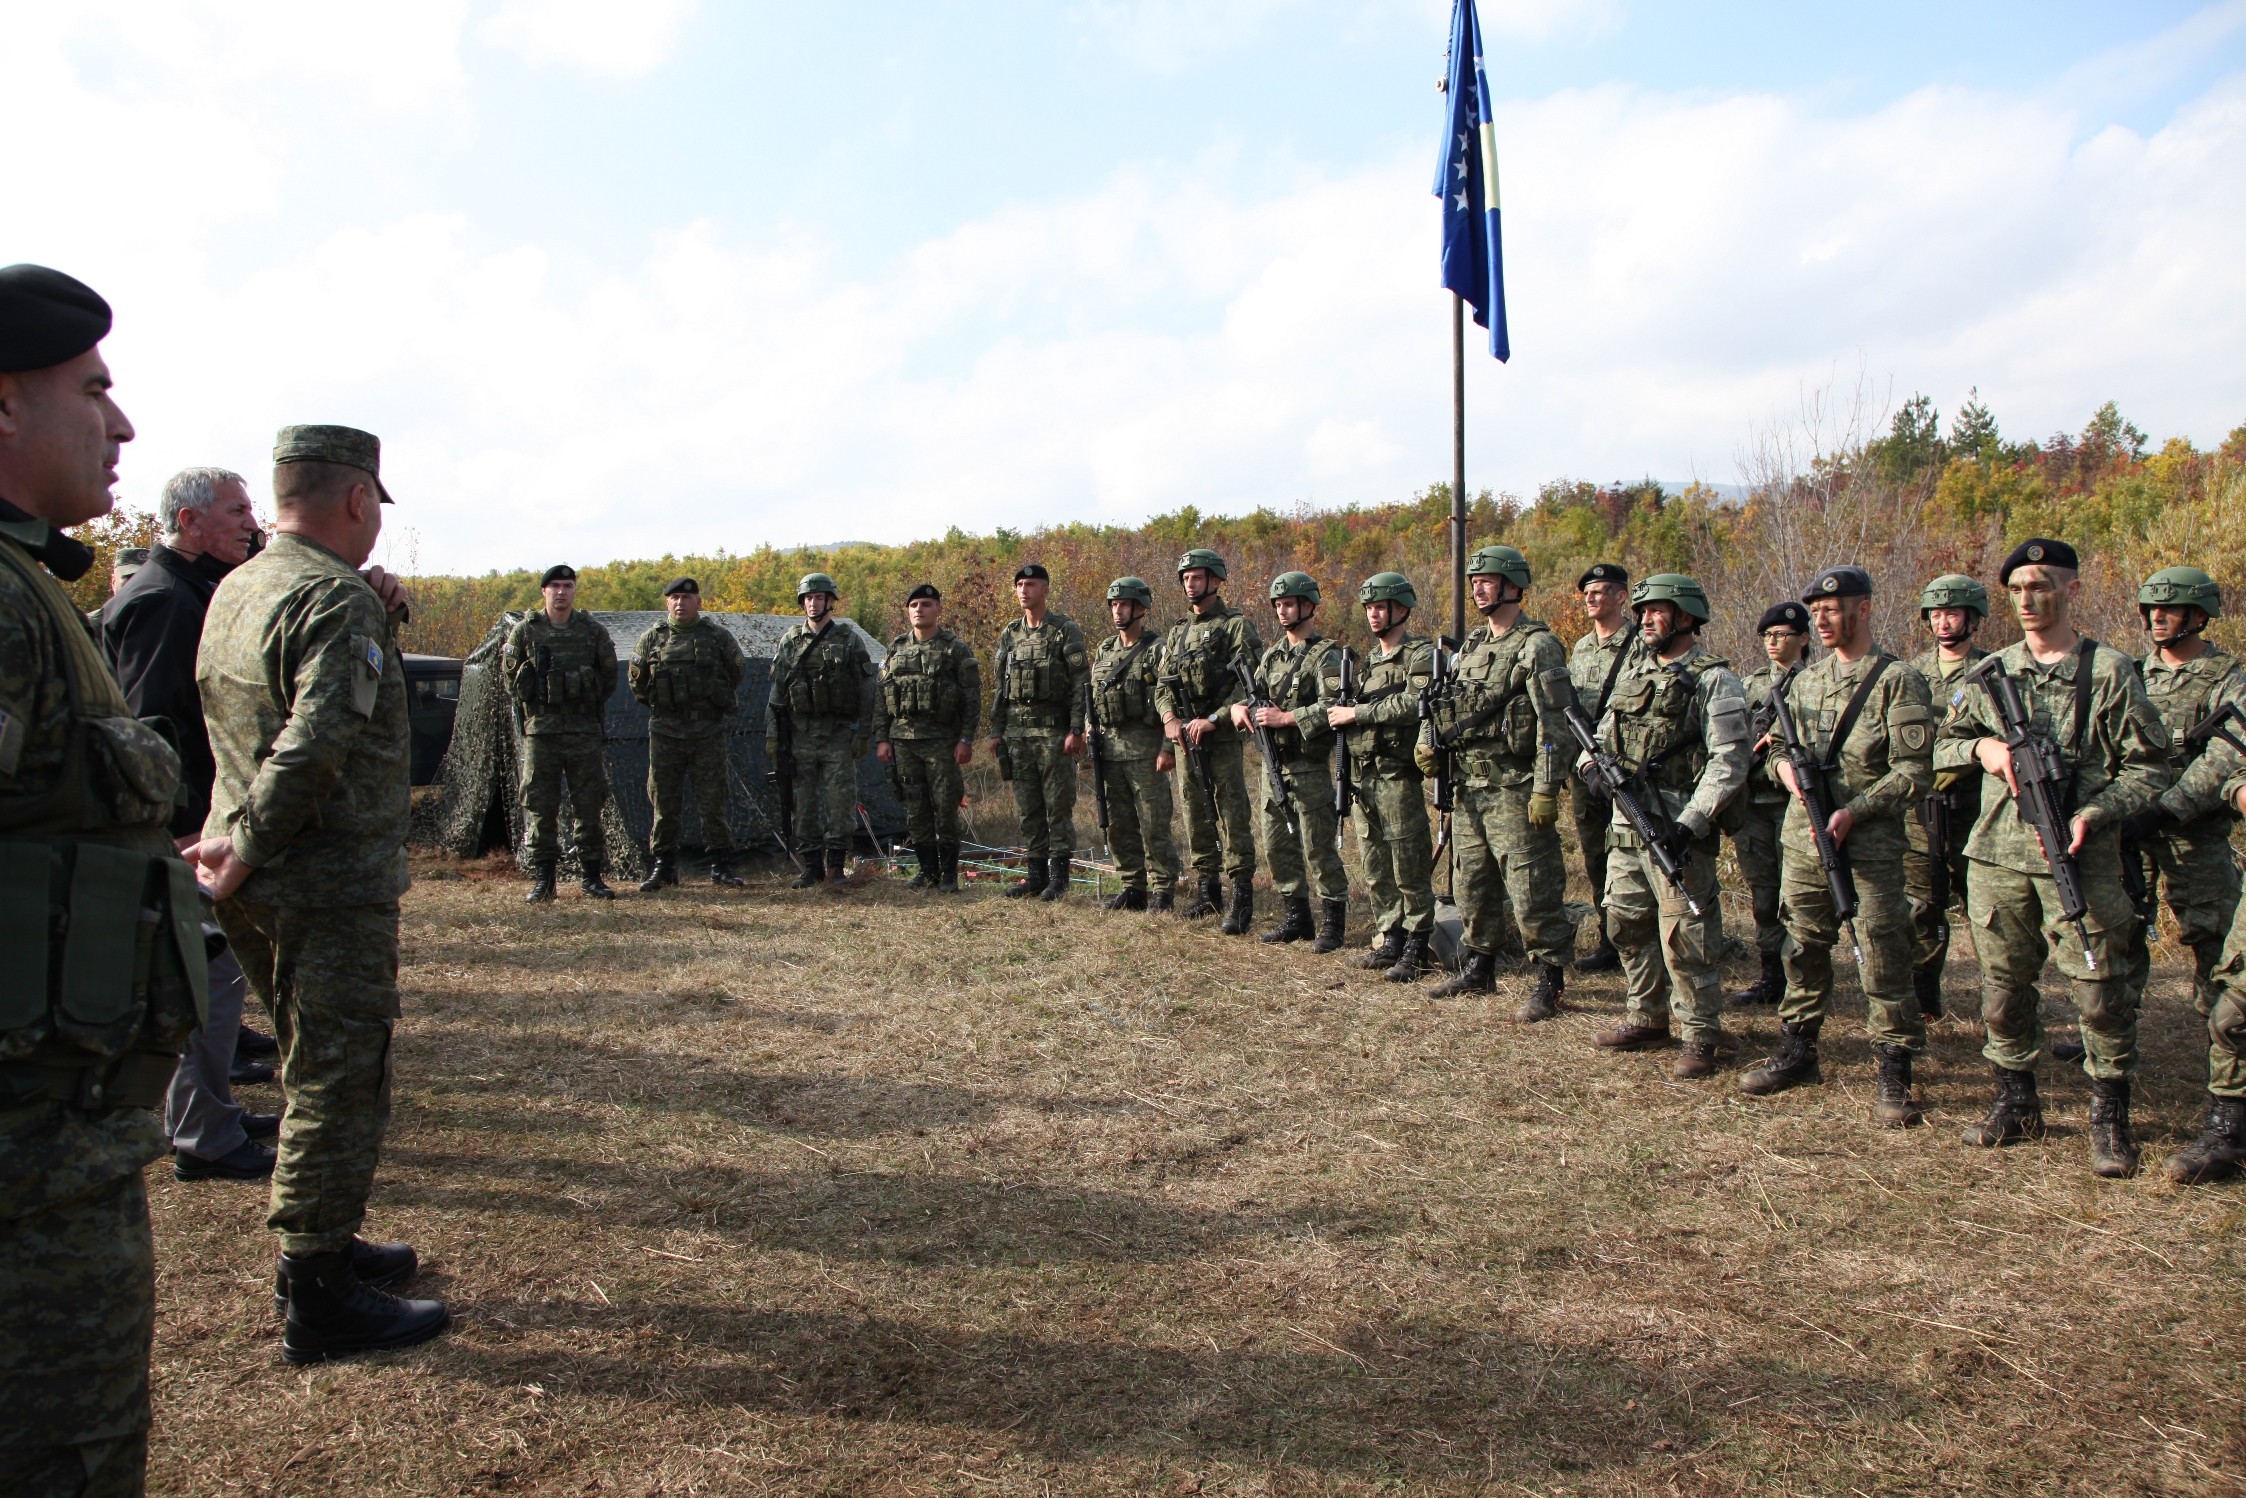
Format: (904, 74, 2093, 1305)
(1076, 0, 1614, 73)
(479, 0, 701, 77)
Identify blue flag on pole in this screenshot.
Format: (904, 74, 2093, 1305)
(1435, 0, 1509, 362)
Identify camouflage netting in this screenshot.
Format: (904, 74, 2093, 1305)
(428, 610, 904, 878)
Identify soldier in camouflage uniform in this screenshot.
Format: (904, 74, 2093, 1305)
(0, 265, 206, 1496)
(1158, 549, 1266, 932)
(1725, 602, 1811, 1007)
(629, 577, 746, 891)
(1737, 568, 1937, 1126)
(2118, 567, 2244, 1018)
(1090, 577, 1178, 911)
(874, 583, 980, 893)
(766, 572, 878, 889)
(193, 425, 446, 1363)
(1232, 572, 1353, 949)
(1584, 574, 1752, 1080)
(1903, 575, 1990, 1022)
(2166, 724, 2246, 1184)
(988, 564, 1090, 901)
(1418, 546, 1574, 1016)
(1567, 564, 1638, 971)
(1936, 538, 2171, 1178)
(1324, 573, 1440, 981)
(504, 564, 620, 900)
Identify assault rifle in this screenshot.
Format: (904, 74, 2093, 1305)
(1233, 656, 1296, 837)
(1333, 651, 1356, 818)
(1915, 787, 1956, 948)
(1541, 667, 1704, 916)
(767, 699, 799, 860)
(2185, 699, 2246, 759)
(1420, 638, 1457, 869)
(1974, 654, 2097, 969)
(1085, 677, 1111, 831)
(1162, 668, 1223, 827)
(1766, 664, 1864, 966)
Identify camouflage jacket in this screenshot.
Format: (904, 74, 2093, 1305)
(630, 616, 745, 738)
(1773, 646, 1934, 857)
(1423, 615, 1567, 796)
(199, 532, 412, 907)
(1593, 641, 1750, 839)
(1912, 645, 1989, 800)
(765, 618, 877, 735)
(1739, 661, 1792, 804)
(1337, 634, 1435, 774)
(991, 611, 1089, 737)
(875, 627, 981, 743)
(1934, 637, 2172, 877)
(2141, 642, 2246, 825)
(1090, 629, 1168, 760)
(1567, 622, 1642, 723)
(1155, 600, 1264, 743)
(1247, 633, 1352, 762)
(505, 610, 618, 737)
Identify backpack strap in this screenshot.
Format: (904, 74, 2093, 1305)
(1816, 654, 1894, 771)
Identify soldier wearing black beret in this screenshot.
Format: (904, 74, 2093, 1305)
(877, 583, 980, 890)
(1565, 561, 1639, 969)
(631, 575, 746, 891)
(1727, 600, 1816, 1007)
(505, 561, 620, 900)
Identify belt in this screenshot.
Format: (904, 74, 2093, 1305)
(1, 1051, 179, 1112)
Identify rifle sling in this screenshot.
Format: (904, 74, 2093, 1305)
(1592, 633, 1633, 720)
(1811, 654, 1894, 773)
(1098, 635, 1152, 693)
(2068, 638, 2097, 755)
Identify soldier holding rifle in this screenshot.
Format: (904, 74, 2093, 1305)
(1904, 575, 1991, 1019)
(1090, 577, 1178, 911)
(1726, 602, 1812, 1008)
(1231, 572, 1353, 950)
(1566, 564, 1639, 972)
(1157, 549, 1263, 933)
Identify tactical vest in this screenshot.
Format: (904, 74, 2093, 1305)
(517, 614, 610, 720)
(1258, 638, 1341, 757)
(0, 531, 206, 1102)
(2144, 647, 2238, 769)
(641, 622, 737, 720)
(781, 623, 862, 720)
(1093, 635, 1160, 730)
(1450, 620, 1549, 766)
(1000, 615, 1076, 730)
(1605, 652, 1730, 796)
(1164, 606, 1246, 711)
(1352, 637, 1430, 766)
(882, 632, 969, 729)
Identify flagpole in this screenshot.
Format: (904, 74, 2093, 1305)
(1450, 293, 1467, 648)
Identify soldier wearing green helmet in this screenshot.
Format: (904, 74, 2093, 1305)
(1230, 571, 1355, 948)
(1566, 563, 1641, 971)
(1904, 573, 1992, 1019)
(1585, 572, 1752, 1078)
(765, 570, 877, 887)
(1089, 575, 1179, 910)
(1415, 544, 1576, 1014)
(1157, 548, 1266, 931)
(1324, 572, 1441, 979)
(989, 563, 1092, 901)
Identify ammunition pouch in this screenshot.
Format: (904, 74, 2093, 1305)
(0, 1050, 179, 1112)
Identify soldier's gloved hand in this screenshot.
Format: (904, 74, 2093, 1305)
(2119, 805, 2172, 844)
(1528, 791, 1559, 828)
(1413, 743, 1437, 775)
(1654, 822, 1694, 863)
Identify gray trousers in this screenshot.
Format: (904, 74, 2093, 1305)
(165, 943, 248, 1161)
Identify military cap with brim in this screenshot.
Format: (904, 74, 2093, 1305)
(906, 583, 941, 603)
(663, 576, 699, 597)
(1014, 563, 1050, 583)
(541, 564, 576, 587)
(1578, 563, 1627, 590)
(1802, 566, 1872, 602)
(273, 424, 393, 504)
(1758, 601, 1810, 634)
(0, 264, 112, 372)
(2000, 538, 2079, 583)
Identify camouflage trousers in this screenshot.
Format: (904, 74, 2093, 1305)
(1725, 794, 1787, 956)
(1779, 829, 1922, 1050)
(1904, 813, 1975, 981)
(648, 728, 733, 857)
(892, 739, 966, 847)
(1351, 764, 1434, 936)
(1569, 778, 1614, 950)
(2200, 889, 2246, 1097)
(0, 1105, 162, 1494)
(1005, 731, 1078, 860)
(789, 723, 861, 855)
(1178, 735, 1256, 881)
(1101, 752, 1177, 894)
(2123, 820, 2241, 1017)
(521, 731, 610, 867)
(1966, 859, 2139, 1080)
(218, 899, 399, 1256)
(1607, 828, 1727, 1045)
(1454, 777, 1572, 966)
(1261, 752, 1347, 903)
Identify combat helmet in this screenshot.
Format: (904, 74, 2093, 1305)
(797, 572, 840, 600)
(1177, 547, 1228, 581)
(1630, 573, 1711, 623)
(1359, 572, 1418, 610)
(1106, 576, 1154, 607)
(2139, 566, 2221, 620)
(1467, 544, 1531, 590)
(1917, 574, 1989, 619)
(1269, 571, 1320, 604)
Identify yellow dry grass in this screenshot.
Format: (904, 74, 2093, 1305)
(147, 852, 2246, 1496)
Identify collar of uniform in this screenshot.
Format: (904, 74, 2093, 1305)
(0, 495, 96, 581)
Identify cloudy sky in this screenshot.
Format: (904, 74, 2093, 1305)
(8, 1, 2243, 574)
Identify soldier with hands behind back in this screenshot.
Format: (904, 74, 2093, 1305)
(1726, 602, 1811, 1008)
(767, 573, 877, 889)
(1905, 575, 1991, 1020)
(505, 564, 620, 900)
(1091, 577, 1179, 911)
(1232, 572, 1354, 949)
(988, 565, 1089, 902)
(1567, 564, 1639, 971)
(629, 577, 746, 891)
(1158, 549, 1265, 932)
(875, 584, 980, 893)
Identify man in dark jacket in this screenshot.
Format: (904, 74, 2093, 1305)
(103, 465, 279, 1180)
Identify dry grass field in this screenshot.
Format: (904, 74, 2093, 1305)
(147, 851, 2246, 1496)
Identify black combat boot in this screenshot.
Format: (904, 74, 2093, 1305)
(1356, 927, 1404, 971)
(1219, 876, 1255, 935)
(272, 1237, 418, 1314)
(1180, 875, 1223, 920)
(1731, 952, 1783, 1007)
(2086, 1076, 2141, 1179)
(1428, 948, 1496, 998)
(2167, 1095, 2246, 1185)
(825, 848, 851, 887)
(937, 842, 962, 893)
(1738, 1020, 1822, 1096)
(579, 864, 618, 900)
(1040, 856, 1071, 902)
(638, 856, 677, 893)
(1516, 963, 1565, 1023)
(710, 853, 745, 888)
(525, 862, 557, 903)
(1260, 894, 1314, 944)
(280, 1250, 450, 1365)
(906, 844, 936, 890)
(790, 856, 823, 889)
(1383, 927, 1433, 983)
(1574, 913, 1620, 973)
(1310, 898, 1348, 954)
(1961, 1065, 2044, 1147)
(1103, 885, 1149, 912)
(1872, 1045, 1924, 1128)
(1150, 886, 1175, 913)
(1004, 858, 1049, 899)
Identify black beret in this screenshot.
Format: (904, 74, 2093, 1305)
(1757, 601, 1810, 634)
(0, 264, 112, 372)
(906, 583, 941, 603)
(1014, 563, 1050, 583)
(540, 564, 576, 587)
(2000, 537, 2079, 583)
(663, 576, 698, 597)
(1802, 566, 1873, 602)
(1577, 563, 1627, 590)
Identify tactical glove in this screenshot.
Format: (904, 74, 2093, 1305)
(1413, 743, 1438, 776)
(1527, 791, 1559, 828)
